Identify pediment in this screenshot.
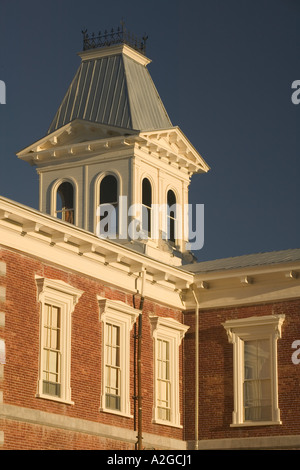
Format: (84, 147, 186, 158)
(139, 127, 210, 174)
(17, 120, 138, 165)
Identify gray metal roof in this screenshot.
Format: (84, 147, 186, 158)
(183, 249, 300, 274)
(48, 50, 172, 134)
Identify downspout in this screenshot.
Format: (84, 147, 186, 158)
(191, 285, 199, 450)
(133, 267, 146, 451)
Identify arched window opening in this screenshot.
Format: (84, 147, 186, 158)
(99, 175, 118, 235)
(167, 190, 176, 244)
(142, 178, 152, 237)
(56, 182, 74, 224)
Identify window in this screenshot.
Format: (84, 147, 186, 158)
(98, 174, 118, 237)
(223, 314, 285, 426)
(56, 181, 74, 224)
(36, 277, 83, 404)
(157, 339, 171, 421)
(98, 296, 139, 417)
(105, 323, 121, 410)
(142, 178, 152, 237)
(42, 304, 61, 397)
(167, 190, 176, 244)
(244, 339, 272, 421)
(150, 316, 189, 428)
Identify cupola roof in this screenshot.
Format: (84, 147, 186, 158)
(48, 28, 172, 134)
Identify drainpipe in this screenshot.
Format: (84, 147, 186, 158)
(134, 267, 146, 451)
(191, 285, 199, 450)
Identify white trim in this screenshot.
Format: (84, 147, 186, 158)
(78, 44, 152, 67)
(98, 296, 139, 418)
(0, 195, 194, 307)
(36, 277, 83, 405)
(223, 314, 285, 427)
(150, 316, 189, 428)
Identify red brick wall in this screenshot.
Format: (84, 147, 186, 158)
(184, 301, 300, 442)
(0, 248, 184, 449)
(0, 419, 136, 450)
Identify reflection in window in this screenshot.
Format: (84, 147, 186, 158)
(56, 182, 74, 224)
(167, 190, 176, 244)
(142, 178, 152, 237)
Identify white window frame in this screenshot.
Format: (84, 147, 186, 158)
(51, 177, 78, 226)
(150, 316, 189, 428)
(36, 277, 83, 404)
(223, 314, 285, 427)
(98, 296, 139, 418)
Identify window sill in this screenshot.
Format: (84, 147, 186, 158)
(152, 418, 183, 429)
(230, 420, 282, 427)
(36, 393, 74, 406)
(100, 407, 133, 419)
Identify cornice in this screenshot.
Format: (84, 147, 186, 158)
(0, 196, 193, 309)
(17, 123, 209, 178)
(77, 43, 152, 67)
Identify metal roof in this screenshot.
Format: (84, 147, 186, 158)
(183, 249, 300, 274)
(48, 48, 172, 134)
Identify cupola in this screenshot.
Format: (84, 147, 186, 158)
(17, 26, 210, 266)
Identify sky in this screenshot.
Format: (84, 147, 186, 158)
(0, 0, 299, 262)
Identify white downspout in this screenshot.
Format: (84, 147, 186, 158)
(191, 285, 199, 450)
(137, 267, 146, 450)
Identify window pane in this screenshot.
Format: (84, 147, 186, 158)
(167, 190, 176, 243)
(157, 339, 171, 421)
(100, 175, 118, 205)
(99, 175, 118, 236)
(43, 304, 61, 397)
(105, 323, 121, 410)
(142, 178, 152, 208)
(244, 339, 271, 421)
(142, 178, 152, 236)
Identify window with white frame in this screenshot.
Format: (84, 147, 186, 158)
(98, 296, 139, 417)
(105, 322, 121, 410)
(56, 181, 75, 224)
(167, 189, 177, 245)
(157, 338, 171, 421)
(150, 316, 189, 428)
(98, 174, 119, 237)
(142, 178, 152, 237)
(36, 277, 83, 404)
(223, 314, 285, 426)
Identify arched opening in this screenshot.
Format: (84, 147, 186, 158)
(167, 189, 176, 244)
(56, 181, 74, 224)
(99, 174, 118, 236)
(142, 178, 152, 237)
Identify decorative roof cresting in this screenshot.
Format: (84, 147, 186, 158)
(82, 22, 148, 55)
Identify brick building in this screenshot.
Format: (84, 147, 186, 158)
(1, 29, 300, 450)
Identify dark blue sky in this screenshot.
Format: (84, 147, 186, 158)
(0, 0, 299, 262)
